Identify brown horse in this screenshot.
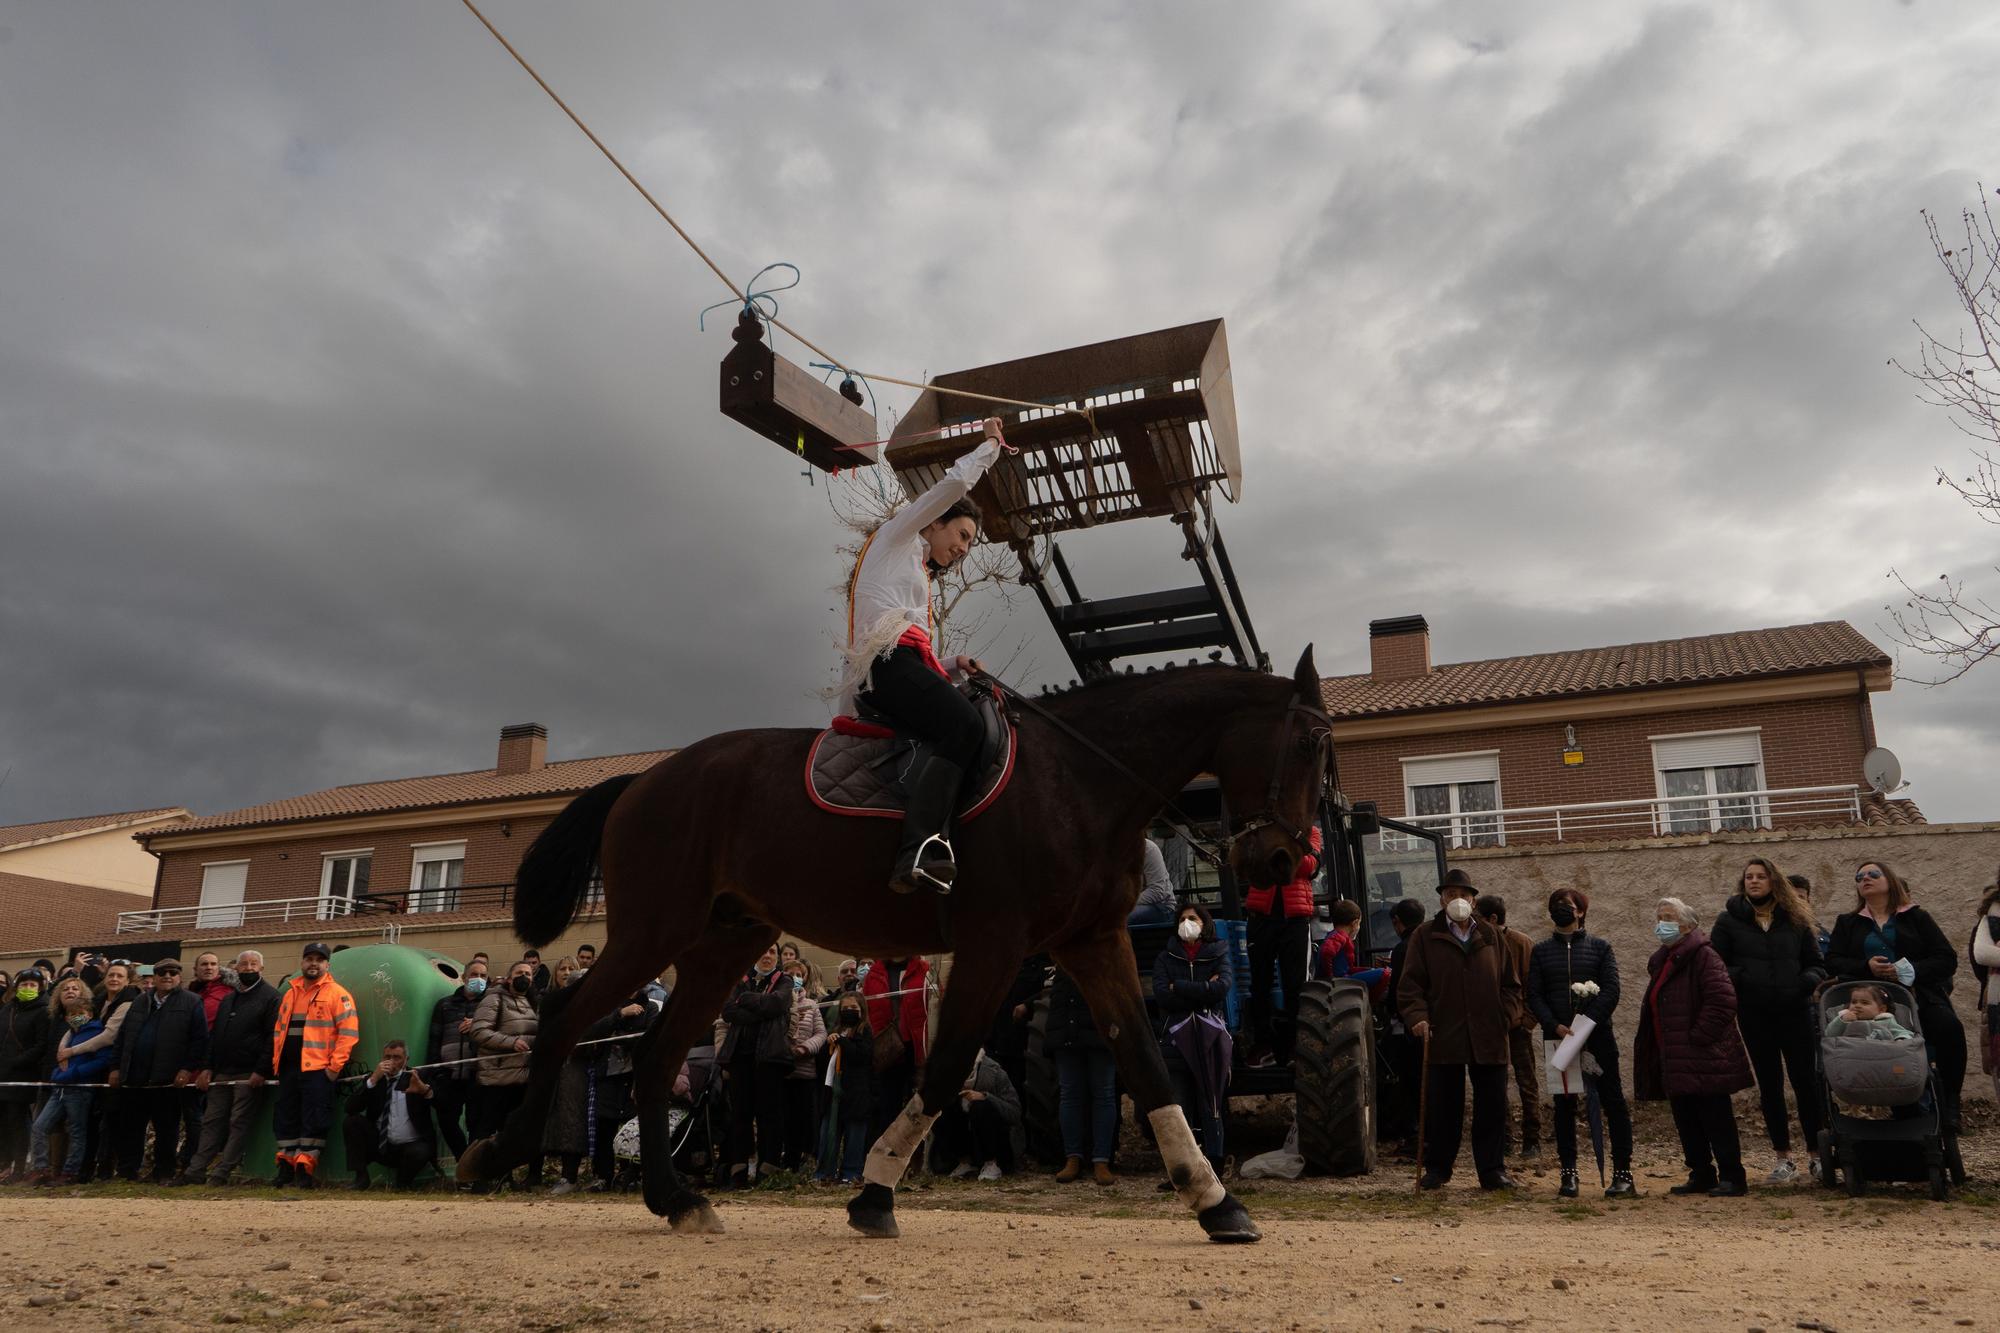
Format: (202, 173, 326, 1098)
(457, 648, 1331, 1244)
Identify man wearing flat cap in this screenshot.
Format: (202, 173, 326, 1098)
(268, 942, 358, 1187)
(1398, 867, 1524, 1191)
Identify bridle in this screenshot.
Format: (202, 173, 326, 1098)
(973, 672, 1332, 867)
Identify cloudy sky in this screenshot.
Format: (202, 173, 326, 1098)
(4, 1, 1997, 827)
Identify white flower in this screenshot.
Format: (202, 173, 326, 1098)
(1570, 981, 1601, 997)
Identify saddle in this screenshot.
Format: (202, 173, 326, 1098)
(805, 688, 1016, 822)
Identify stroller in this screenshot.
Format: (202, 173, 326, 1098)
(612, 1042, 728, 1186)
(1813, 981, 1965, 1199)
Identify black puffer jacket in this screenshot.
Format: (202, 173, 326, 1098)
(203, 978, 282, 1075)
(1043, 970, 1107, 1055)
(1524, 931, 1621, 1040)
(427, 985, 486, 1082)
(1709, 895, 1826, 1016)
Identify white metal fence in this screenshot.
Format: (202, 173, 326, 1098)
(1384, 783, 1866, 849)
(115, 894, 370, 935)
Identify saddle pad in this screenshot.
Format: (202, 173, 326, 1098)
(805, 720, 1016, 822)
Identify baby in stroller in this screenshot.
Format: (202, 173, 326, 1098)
(1825, 985, 1915, 1041)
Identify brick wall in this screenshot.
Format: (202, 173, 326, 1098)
(152, 812, 556, 912)
(1337, 692, 1873, 832)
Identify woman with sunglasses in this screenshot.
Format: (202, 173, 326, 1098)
(1826, 860, 1966, 1127)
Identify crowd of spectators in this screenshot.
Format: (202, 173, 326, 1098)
(0, 849, 1990, 1204)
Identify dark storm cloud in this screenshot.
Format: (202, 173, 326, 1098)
(2, 1, 1995, 825)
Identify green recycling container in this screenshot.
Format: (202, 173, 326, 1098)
(234, 943, 466, 1181)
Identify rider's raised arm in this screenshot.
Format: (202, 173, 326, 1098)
(873, 430, 1005, 549)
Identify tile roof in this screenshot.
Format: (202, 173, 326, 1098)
(1322, 621, 1890, 719)
(0, 807, 189, 850)
(0, 871, 151, 957)
(142, 751, 675, 841)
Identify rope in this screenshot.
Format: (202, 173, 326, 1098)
(456, 0, 1095, 434)
(4, 984, 938, 1090)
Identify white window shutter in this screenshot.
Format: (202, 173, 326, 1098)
(1652, 731, 1763, 771)
(1402, 752, 1501, 787)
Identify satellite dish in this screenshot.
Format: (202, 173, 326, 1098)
(1863, 747, 1905, 796)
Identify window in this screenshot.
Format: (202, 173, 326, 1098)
(197, 861, 249, 929)
(409, 842, 466, 914)
(1652, 730, 1767, 833)
(319, 850, 373, 920)
(1402, 751, 1503, 848)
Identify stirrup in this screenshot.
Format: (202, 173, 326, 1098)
(913, 832, 956, 895)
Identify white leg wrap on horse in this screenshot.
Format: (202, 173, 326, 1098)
(1148, 1105, 1226, 1211)
(861, 1095, 939, 1190)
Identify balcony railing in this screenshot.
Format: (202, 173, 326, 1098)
(115, 880, 605, 936)
(115, 894, 380, 935)
(1386, 784, 1866, 849)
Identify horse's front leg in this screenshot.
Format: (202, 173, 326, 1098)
(1057, 928, 1261, 1243)
(848, 931, 1027, 1239)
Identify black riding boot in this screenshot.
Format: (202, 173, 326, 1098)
(889, 754, 966, 894)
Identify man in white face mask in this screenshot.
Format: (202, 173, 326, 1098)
(1398, 868, 1523, 1192)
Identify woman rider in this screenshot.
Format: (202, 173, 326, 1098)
(838, 414, 1010, 893)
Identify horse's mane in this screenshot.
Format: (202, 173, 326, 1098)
(1032, 661, 1282, 714)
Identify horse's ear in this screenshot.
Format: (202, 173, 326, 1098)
(1292, 644, 1319, 695)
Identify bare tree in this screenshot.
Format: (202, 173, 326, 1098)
(824, 465, 1038, 679)
(1886, 186, 2000, 683)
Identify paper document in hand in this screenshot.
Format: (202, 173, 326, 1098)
(1543, 1016, 1597, 1094)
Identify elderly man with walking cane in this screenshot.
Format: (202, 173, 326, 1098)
(1400, 868, 1523, 1191)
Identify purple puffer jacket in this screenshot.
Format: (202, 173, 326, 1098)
(1633, 927, 1754, 1100)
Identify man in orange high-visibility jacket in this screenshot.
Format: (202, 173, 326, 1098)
(264, 942, 359, 1186)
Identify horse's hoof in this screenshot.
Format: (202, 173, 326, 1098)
(1198, 1191, 1262, 1244)
(669, 1197, 725, 1235)
(846, 1182, 900, 1239)
(455, 1137, 494, 1184)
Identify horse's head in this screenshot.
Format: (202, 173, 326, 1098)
(1215, 646, 1332, 890)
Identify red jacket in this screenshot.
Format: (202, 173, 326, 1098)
(1244, 825, 1321, 918)
(863, 957, 930, 1068)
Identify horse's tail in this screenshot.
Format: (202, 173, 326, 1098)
(514, 774, 640, 948)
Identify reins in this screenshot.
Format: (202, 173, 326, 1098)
(971, 671, 1330, 870)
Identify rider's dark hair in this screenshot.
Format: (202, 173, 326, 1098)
(932, 495, 983, 529)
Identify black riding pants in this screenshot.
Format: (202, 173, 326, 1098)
(860, 646, 983, 769)
(1245, 913, 1309, 1062)
(1738, 1004, 1823, 1156)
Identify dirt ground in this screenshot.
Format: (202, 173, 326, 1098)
(8, 1107, 1997, 1333)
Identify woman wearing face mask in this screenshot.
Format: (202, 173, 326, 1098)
(780, 960, 827, 1172)
(717, 945, 794, 1188)
(1708, 857, 1827, 1184)
(1152, 904, 1233, 1179)
(1826, 860, 1965, 1127)
(816, 994, 875, 1185)
(426, 961, 490, 1166)
(1524, 889, 1635, 1199)
(467, 961, 540, 1183)
(1635, 897, 1754, 1197)
(63, 962, 135, 1183)
(0, 969, 55, 1182)
(28, 978, 112, 1185)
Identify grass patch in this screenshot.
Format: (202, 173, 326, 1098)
(1552, 1202, 1599, 1221)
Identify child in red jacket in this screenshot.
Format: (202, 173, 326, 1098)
(1317, 900, 1391, 1004)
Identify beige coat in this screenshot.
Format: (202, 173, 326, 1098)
(467, 986, 538, 1087)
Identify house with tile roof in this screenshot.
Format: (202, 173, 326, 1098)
(1326, 616, 1911, 849)
(0, 806, 191, 896)
(33, 725, 674, 973)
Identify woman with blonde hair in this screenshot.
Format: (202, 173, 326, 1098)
(1709, 856, 1827, 1183)
(29, 977, 111, 1184)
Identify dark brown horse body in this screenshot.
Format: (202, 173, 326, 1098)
(458, 649, 1330, 1243)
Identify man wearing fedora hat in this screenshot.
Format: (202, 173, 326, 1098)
(1399, 867, 1523, 1191)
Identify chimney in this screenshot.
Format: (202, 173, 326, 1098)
(497, 722, 548, 775)
(1369, 615, 1431, 680)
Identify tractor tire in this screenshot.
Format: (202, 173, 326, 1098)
(1022, 991, 1064, 1168)
(1294, 979, 1376, 1177)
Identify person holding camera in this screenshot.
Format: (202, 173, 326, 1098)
(342, 1040, 437, 1190)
